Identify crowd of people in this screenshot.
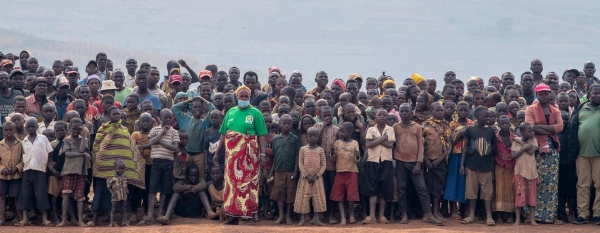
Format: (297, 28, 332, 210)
(0, 50, 599, 228)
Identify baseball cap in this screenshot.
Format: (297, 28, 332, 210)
(199, 69, 212, 79)
(87, 60, 98, 67)
(56, 77, 70, 88)
(348, 73, 363, 82)
(169, 75, 183, 84)
(534, 83, 551, 93)
(564, 68, 580, 77)
(0, 59, 13, 67)
(100, 80, 118, 91)
(9, 69, 24, 78)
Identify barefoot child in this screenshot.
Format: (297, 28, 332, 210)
(493, 116, 516, 224)
(47, 121, 67, 225)
(295, 127, 327, 226)
(511, 122, 538, 226)
(203, 110, 224, 180)
(129, 113, 154, 221)
(460, 106, 497, 226)
(422, 103, 450, 221)
(10, 113, 26, 140)
(58, 118, 90, 227)
(37, 104, 56, 134)
(260, 113, 275, 219)
(330, 122, 361, 225)
(173, 130, 190, 180)
(393, 103, 443, 225)
(270, 114, 300, 225)
(17, 117, 54, 226)
(201, 166, 225, 222)
(107, 159, 129, 227)
(161, 164, 207, 225)
(313, 106, 340, 224)
(362, 109, 395, 224)
(0, 122, 24, 225)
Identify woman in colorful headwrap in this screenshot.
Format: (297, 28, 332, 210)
(90, 106, 144, 226)
(489, 76, 501, 91)
(412, 73, 427, 90)
(330, 78, 346, 103)
(524, 83, 563, 224)
(411, 92, 433, 124)
(214, 85, 268, 224)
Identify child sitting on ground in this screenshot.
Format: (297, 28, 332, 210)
(161, 164, 207, 224)
(200, 166, 225, 222)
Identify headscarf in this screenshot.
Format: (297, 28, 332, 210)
(381, 79, 396, 90)
(469, 76, 483, 87)
(489, 76, 500, 84)
(411, 73, 425, 85)
(87, 74, 101, 84)
(175, 92, 189, 100)
(411, 92, 433, 124)
(424, 115, 451, 152)
(331, 78, 346, 92)
(236, 85, 252, 96)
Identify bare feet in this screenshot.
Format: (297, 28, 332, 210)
(311, 217, 325, 226)
(361, 216, 376, 224)
(507, 216, 514, 224)
(378, 216, 390, 224)
(108, 223, 115, 227)
(531, 220, 538, 226)
(328, 215, 338, 224)
(274, 217, 283, 224)
(496, 216, 503, 224)
(122, 221, 131, 226)
(400, 213, 409, 224)
(553, 218, 563, 225)
(461, 216, 475, 224)
(513, 218, 521, 226)
(450, 212, 461, 220)
(349, 215, 356, 224)
(286, 216, 293, 225)
(56, 221, 67, 227)
(298, 217, 305, 226)
(340, 217, 347, 226)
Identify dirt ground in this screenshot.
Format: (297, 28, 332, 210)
(2, 217, 599, 233)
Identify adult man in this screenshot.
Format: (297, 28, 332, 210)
(52, 60, 64, 78)
(134, 67, 165, 98)
(262, 66, 282, 93)
(562, 68, 579, 88)
(349, 73, 363, 90)
(243, 71, 268, 107)
(309, 71, 329, 100)
(9, 69, 28, 97)
(228, 67, 242, 87)
(0, 71, 22, 124)
(214, 71, 229, 94)
(112, 69, 132, 103)
(0, 60, 13, 73)
(125, 58, 138, 88)
(584, 61, 598, 87)
(25, 78, 55, 120)
(48, 77, 75, 120)
(135, 69, 161, 115)
(499, 72, 515, 95)
(426, 78, 442, 102)
(568, 83, 600, 224)
(63, 59, 74, 68)
(65, 66, 80, 96)
(160, 75, 183, 109)
(95, 52, 112, 81)
(26, 57, 39, 75)
(444, 71, 456, 84)
(530, 59, 544, 85)
(78, 60, 99, 85)
(521, 71, 536, 105)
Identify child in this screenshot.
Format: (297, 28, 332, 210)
(362, 109, 395, 224)
(515, 110, 527, 136)
(365, 96, 382, 127)
(511, 122, 538, 226)
(269, 114, 300, 225)
(295, 127, 327, 226)
(557, 111, 575, 223)
(5, 95, 28, 123)
(37, 104, 56, 134)
(129, 113, 154, 221)
(330, 122, 360, 225)
(495, 102, 508, 118)
(72, 100, 95, 133)
(261, 113, 275, 219)
(47, 121, 67, 224)
(290, 110, 301, 137)
(0, 122, 24, 225)
(10, 113, 26, 140)
(134, 100, 161, 131)
(394, 103, 443, 225)
(173, 130, 189, 180)
(387, 113, 399, 126)
(139, 109, 179, 226)
(16, 117, 54, 226)
(422, 103, 450, 221)
(508, 101, 520, 127)
(445, 101, 473, 219)
(299, 114, 316, 146)
(493, 115, 516, 224)
(204, 110, 224, 180)
(162, 164, 207, 224)
(313, 106, 340, 224)
(107, 159, 129, 227)
(42, 129, 56, 142)
(460, 106, 497, 226)
(304, 98, 317, 117)
(273, 104, 290, 124)
(259, 100, 272, 114)
(58, 118, 90, 227)
(201, 166, 225, 222)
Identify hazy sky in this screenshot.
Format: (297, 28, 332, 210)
(2, 0, 600, 88)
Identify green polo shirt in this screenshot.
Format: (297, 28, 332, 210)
(220, 106, 268, 136)
(578, 103, 600, 157)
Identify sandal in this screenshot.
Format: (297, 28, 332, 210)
(426, 217, 444, 226)
(486, 219, 496, 226)
(137, 216, 155, 226)
(156, 217, 171, 225)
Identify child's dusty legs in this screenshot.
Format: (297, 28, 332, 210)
(388, 202, 396, 222)
(364, 196, 378, 223)
(57, 194, 70, 226)
(285, 203, 293, 224)
(338, 202, 347, 225)
(162, 193, 179, 220)
(529, 206, 537, 226)
(199, 191, 216, 219)
(310, 212, 325, 226)
(76, 201, 85, 226)
(157, 194, 168, 218)
(348, 201, 356, 224)
(274, 201, 285, 224)
(0, 196, 5, 223)
(450, 201, 460, 219)
(108, 201, 118, 227)
(514, 207, 522, 225)
(461, 199, 477, 224)
(484, 200, 494, 225)
(328, 204, 337, 224)
(51, 196, 60, 224)
(432, 197, 443, 220)
(121, 201, 129, 226)
(378, 198, 389, 223)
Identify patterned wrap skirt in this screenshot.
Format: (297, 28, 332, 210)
(223, 131, 260, 218)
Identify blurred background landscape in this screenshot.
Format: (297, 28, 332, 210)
(1, 0, 599, 88)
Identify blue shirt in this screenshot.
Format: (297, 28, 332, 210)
(53, 96, 71, 120)
(139, 94, 162, 110)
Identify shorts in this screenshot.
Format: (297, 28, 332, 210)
(18, 170, 50, 211)
(361, 161, 395, 200)
(149, 158, 174, 195)
(465, 168, 493, 200)
(47, 176, 63, 197)
(189, 153, 206, 178)
(271, 171, 296, 203)
(62, 174, 87, 202)
(330, 172, 359, 202)
(0, 179, 21, 197)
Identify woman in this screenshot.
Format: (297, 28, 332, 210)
(90, 106, 144, 226)
(524, 83, 563, 224)
(330, 79, 345, 103)
(215, 85, 268, 224)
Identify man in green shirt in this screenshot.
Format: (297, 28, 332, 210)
(574, 83, 600, 224)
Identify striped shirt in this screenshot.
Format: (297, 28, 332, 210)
(149, 126, 180, 161)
